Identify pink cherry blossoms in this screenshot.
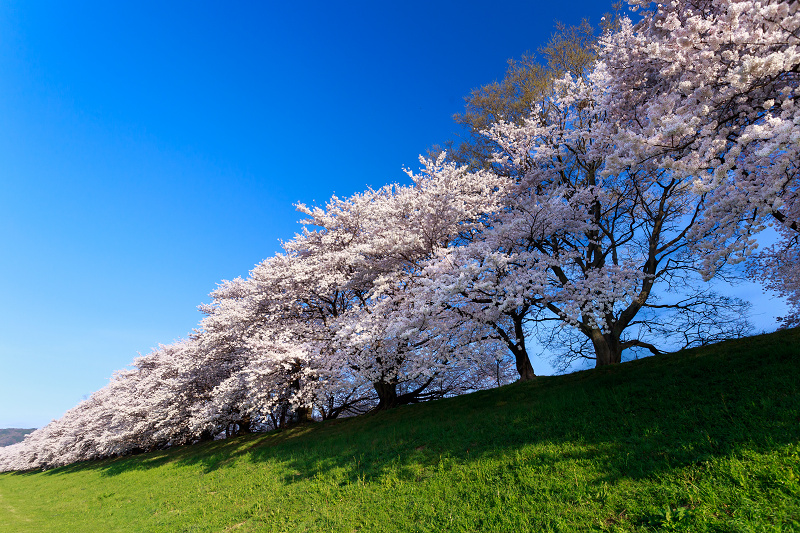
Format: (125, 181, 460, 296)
(2, 0, 796, 472)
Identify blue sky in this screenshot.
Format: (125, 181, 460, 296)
(0, 1, 786, 428)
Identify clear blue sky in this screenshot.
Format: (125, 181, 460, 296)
(0, 1, 786, 428)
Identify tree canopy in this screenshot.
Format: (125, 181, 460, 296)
(2, 0, 797, 472)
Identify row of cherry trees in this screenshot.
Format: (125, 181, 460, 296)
(2, 0, 797, 471)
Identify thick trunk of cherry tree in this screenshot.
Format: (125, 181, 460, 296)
(278, 401, 289, 429)
(271, 400, 312, 428)
(237, 414, 252, 434)
(591, 331, 622, 367)
(514, 350, 537, 381)
(322, 396, 336, 420)
(373, 380, 399, 410)
(372, 375, 438, 410)
(480, 308, 537, 381)
(294, 405, 313, 423)
(510, 311, 536, 381)
(284, 361, 313, 424)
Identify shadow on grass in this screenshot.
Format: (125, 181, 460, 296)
(35, 328, 800, 494)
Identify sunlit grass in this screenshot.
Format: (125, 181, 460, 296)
(1, 328, 798, 532)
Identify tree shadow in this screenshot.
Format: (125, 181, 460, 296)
(34, 329, 800, 500)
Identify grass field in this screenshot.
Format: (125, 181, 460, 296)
(1, 328, 798, 532)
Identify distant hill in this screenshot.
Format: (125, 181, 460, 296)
(0, 428, 36, 447)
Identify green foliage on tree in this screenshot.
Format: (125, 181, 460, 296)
(433, 3, 622, 172)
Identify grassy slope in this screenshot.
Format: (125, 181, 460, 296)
(0, 329, 798, 533)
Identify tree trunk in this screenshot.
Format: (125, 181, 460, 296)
(279, 402, 288, 429)
(591, 331, 622, 367)
(294, 405, 314, 423)
(515, 351, 536, 381)
(322, 396, 335, 420)
(238, 414, 252, 434)
(511, 311, 536, 381)
(285, 361, 313, 423)
(373, 380, 398, 410)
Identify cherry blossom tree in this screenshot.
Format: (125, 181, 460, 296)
(192, 257, 368, 430)
(598, 0, 800, 325)
(417, 62, 752, 369)
(286, 156, 512, 407)
(190, 160, 512, 419)
(0, 339, 210, 471)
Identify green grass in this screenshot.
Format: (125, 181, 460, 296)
(1, 329, 799, 532)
